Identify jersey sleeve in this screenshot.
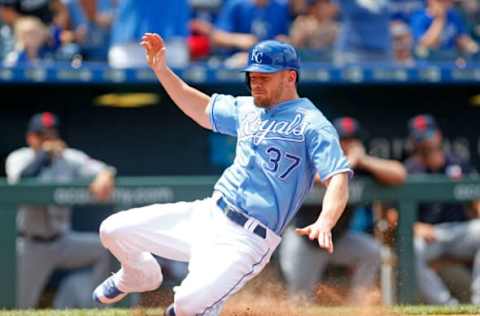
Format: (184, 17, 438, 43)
(5, 149, 32, 184)
(66, 149, 115, 178)
(410, 12, 430, 42)
(207, 93, 239, 137)
(307, 125, 353, 182)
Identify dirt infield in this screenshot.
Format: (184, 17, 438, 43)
(1, 306, 480, 316)
(2, 271, 479, 316)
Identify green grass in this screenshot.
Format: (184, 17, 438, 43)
(0, 309, 160, 316)
(304, 305, 480, 316)
(0, 305, 478, 316)
(394, 305, 480, 315)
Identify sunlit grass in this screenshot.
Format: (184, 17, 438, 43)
(0, 305, 478, 316)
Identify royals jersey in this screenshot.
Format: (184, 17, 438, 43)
(208, 94, 352, 234)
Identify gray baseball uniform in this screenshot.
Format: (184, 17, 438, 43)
(406, 154, 480, 305)
(6, 147, 113, 308)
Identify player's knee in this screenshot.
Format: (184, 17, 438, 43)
(99, 213, 126, 248)
(174, 288, 214, 316)
(143, 257, 164, 291)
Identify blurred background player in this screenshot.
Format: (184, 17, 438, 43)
(405, 114, 480, 305)
(280, 116, 406, 304)
(5, 112, 115, 308)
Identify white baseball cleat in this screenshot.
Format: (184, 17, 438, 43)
(92, 275, 127, 304)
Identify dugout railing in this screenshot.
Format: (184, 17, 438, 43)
(0, 175, 479, 308)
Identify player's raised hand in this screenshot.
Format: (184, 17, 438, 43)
(296, 222, 334, 254)
(140, 33, 167, 71)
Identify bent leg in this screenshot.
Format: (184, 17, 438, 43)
(415, 235, 457, 304)
(53, 232, 110, 307)
(16, 238, 55, 308)
(99, 199, 207, 293)
(440, 220, 480, 304)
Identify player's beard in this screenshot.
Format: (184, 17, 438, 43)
(253, 95, 271, 108)
(252, 85, 283, 108)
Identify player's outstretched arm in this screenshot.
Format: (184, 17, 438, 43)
(140, 33, 211, 129)
(296, 172, 349, 253)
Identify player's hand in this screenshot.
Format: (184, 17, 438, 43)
(90, 170, 115, 202)
(42, 140, 66, 157)
(140, 33, 167, 71)
(344, 140, 366, 168)
(296, 221, 334, 254)
(414, 222, 437, 243)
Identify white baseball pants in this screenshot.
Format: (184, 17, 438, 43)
(99, 195, 281, 316)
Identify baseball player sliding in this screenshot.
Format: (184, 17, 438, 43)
(93, 33, 352, 316)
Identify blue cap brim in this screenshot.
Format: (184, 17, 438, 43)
(242, 64, 283, 73)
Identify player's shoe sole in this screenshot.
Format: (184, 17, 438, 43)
(92, 275, 127, 304)
(164, 303, 176, 316)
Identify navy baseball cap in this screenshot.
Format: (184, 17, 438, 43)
(27, 112, 59, 134)
(408, 114, 439, 143)
(333, 117, 365, 140)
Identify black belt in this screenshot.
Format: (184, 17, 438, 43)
(216, 197, 267, 239)
(18, 232, 62, 243)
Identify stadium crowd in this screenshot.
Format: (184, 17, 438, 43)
(0, 0, 480, 68)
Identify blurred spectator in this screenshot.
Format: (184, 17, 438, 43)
(0, 0, 67, 25)
(62, 0, 115, 62)
(109, 0, 190, 68)
(391, 21, 415, 66)
(333, 0, 392, 65)
(411, 0, 479, 61)
(288, 0, 315, 17)
(0, 0, 84, 64)
(389, 0, 424, 23)
(212, 0, 290, 56)
(3, 16, 55, 66)
(5, 112, 115, 308)
(280, 117, 406, 304)
(456, 0, 480, 42)
(0, 9, 15, 60)
(405, 114, 480, 305)
(188, 0, 222, 60)
(289, 0, 338, 61)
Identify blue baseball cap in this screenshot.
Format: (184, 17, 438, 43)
(27, 112, 59, 134)
(243, 40, 300, 73)
(408, 114, 439, 143)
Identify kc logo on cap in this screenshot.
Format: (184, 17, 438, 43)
(251, 48, 263, 64)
